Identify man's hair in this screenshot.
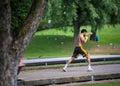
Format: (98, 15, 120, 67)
(81, 29, 87, 33)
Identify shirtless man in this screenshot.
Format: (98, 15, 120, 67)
(63, 29, 93, 72)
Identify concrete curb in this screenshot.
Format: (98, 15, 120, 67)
(24, 55, 120, 66)
(18, 73, 120, 86)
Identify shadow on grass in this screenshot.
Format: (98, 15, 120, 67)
(24, 35, 74, 57)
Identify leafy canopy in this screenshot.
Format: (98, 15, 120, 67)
(45, 0, 120, 29)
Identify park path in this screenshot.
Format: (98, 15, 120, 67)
(18, 63, 120, 86)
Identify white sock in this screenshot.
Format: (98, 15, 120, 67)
(64, 63, 68, 69)
(88, 64, 91, 68)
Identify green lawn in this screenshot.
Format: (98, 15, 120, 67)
(77, 80, 120, 86)
(24, 28, 74, 57)
(98, 25, 120, 44)
(24, 25, 120, 57)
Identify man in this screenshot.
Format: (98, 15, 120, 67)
(63, 29, 93, 72)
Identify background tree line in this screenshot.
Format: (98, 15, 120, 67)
(11, 0, 120, 41)
(44, 0, 120, 41)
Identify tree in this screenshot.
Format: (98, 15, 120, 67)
(44, 0, 77, 29)
(45, 0, 120, 41)
(11, 0, 32, 30)
(89, 0, 120, 40)
(0, 0, 47, 86)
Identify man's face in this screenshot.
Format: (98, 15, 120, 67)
(83, 32, 87, 36)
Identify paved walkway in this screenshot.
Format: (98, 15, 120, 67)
(18, 64, 120, 86)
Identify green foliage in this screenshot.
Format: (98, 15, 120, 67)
(11, 0, 32, 30)
(38, 20, 49, 31)
(111, 0, 120, 24)
(45, 0, 63, 24)
(45, 0, 77, 26)
(44, 0, 120, 32)
(90, 0, 119, 28)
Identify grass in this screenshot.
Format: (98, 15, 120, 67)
(77, 80, 120, 86)
(24, 25, 120, 57)
(24, 28, 74, 57)
(98, 25, 120, 44)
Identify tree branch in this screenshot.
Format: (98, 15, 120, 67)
(12, 0, 47, 56)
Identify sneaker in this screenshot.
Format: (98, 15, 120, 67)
(17, 78, 24, 81)
(63, 68, 67, 72)
(88, 66, 93, 72)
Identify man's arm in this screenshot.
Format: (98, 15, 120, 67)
(80, 35, 88, 43)
(86, 32, 93, 36)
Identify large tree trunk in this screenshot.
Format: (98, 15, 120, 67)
(0, 0, 47, 86)
(73, 20, 80, 42)
(0, 0, 13, 86)
(73, 5, 86, 42)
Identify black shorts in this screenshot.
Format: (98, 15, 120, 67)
(72, 46, 88, 58)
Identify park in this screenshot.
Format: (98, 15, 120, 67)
(0, 0, 120, 86)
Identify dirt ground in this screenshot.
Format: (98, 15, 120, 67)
(89, 44, 120, 55)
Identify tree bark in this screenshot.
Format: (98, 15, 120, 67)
(0, 0, 12, 86)
(73, 6, 86, 42)
(73, 20, 80, 42)
(0, 0, 47, 86)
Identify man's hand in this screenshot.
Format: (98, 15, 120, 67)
(85, 36, 88, 40)
(89, 32, 93, 35)
(87, 32, 93, 35)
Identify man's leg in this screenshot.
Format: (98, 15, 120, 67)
(86, 54, 93, 71)
(63, 57, 74, 72)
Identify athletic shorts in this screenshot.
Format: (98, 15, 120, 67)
(72, 46, 88, 58)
